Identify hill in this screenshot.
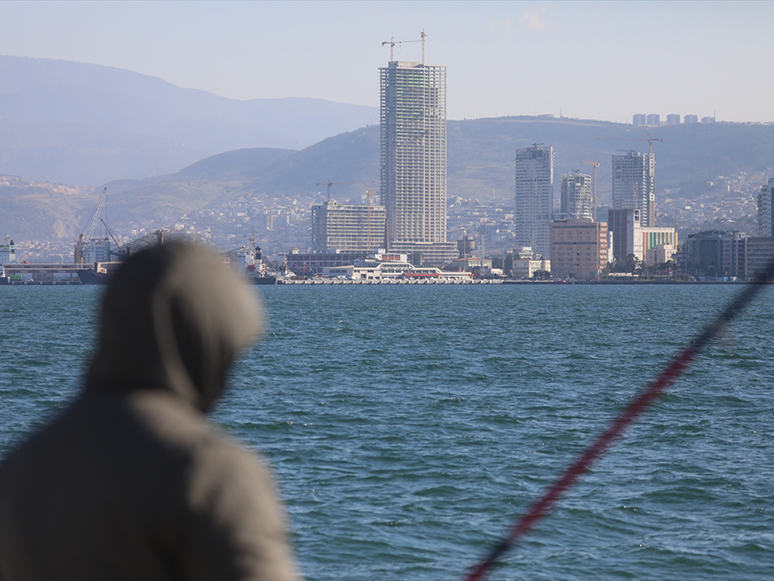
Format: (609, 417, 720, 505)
(4, 116, 774, 245)
(0, 56, 378, 184)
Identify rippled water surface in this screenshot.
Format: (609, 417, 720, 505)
(2, 284, 774, 580)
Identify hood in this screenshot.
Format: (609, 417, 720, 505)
(85, 242, 263, 412)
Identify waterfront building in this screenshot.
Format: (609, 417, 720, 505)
(549, 218, 608, 280)
(757, 178, 774, 237)
(684, 114, 699, 124)
(380, 58, 456, 265)
(285, 252, 368, 276)
(0, 239, 16, 264)
(512, 257, 550, 279)
(612, 150, 655, 227)
(607, 208, 643, 262)
(515, 144, 554, 259)
(701, 116, 716, 124)
(560, 171, 593, 220)
(679, 230, 747, 279)
(641, 227, 677, 265)
(666, 114, 681, 125)
(311, 200, 386, 254)
(632, 114, 647, 126)
(745, 237, 774, 276)
(646, 113, 660, 126)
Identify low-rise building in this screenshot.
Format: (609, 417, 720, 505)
(549, 218, 608, 280)
(512, 258, 550, 279)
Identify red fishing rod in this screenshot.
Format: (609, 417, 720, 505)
(464, 263, 774, 581)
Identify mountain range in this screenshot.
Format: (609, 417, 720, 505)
(0, 55, 378, 184)
(2, 56, 774, 245)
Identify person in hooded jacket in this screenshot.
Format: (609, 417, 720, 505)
(0, 243, 301, 581)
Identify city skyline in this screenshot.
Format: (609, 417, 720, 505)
(0, 1, 771, 124)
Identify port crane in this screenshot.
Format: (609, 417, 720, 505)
(382, 30, 427, 64)
(580, 160, 600, 221)
(75, 187, 108, 265)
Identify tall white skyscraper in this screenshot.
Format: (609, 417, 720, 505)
(515, 144, 554, 259)
(560, 171, 593, 220)
(612, 150, 655, 227)
(380, 59, 455, 264)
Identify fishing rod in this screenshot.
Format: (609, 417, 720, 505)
(464, 261, 774, 581)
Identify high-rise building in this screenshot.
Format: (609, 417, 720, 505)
(311, 200, 386, 254)
(380, 59, 456, 265)
(607, 208, 643, 262)
(684, 114, 699, 124)
(666, 114, 681, 125)
(612, 150, 655, 227)
(515, 144, 554, 259)
(560, 171, 593, 220)
(633, 114, 647, 126)
(646, 113, 660, 126)
(757, 178, 774, 237)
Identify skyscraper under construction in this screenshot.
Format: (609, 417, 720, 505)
(380, 56, 456, 264)
(612, 150, 655, 227)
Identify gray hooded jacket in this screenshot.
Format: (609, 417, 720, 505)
(0, 243, 300, 580)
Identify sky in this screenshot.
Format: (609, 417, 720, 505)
(1, 1, 772, 123)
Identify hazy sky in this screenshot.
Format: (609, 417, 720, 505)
(1, 1, 772, 123)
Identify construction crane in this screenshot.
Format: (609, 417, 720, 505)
(75, 187, 108, 265)
(595, 134, 663, 155)
(382, 30, 427, 64)
(315, 181, 372, 202)
(581, 160, 600, 222)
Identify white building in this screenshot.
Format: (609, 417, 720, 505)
(612, 150, 655, 227)
(0, 239, 17, 264)
(80, 238, 112, 264)
(512, 258, 551, 279)
(646, 113, 660, 126)
(560, 171, 593, 221)
(311, 200, 386, 254)
(515, 144, 554, 259)
(380, 59, 456, 264)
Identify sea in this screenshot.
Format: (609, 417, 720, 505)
(1, 284, 774, 580)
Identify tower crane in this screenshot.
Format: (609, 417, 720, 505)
(315, 181, 373, 202)
(382, 30, 427, 63)
(581, 160, 600, 222)
(75, 187, 108, 265)
(595, 134, 663, 155)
